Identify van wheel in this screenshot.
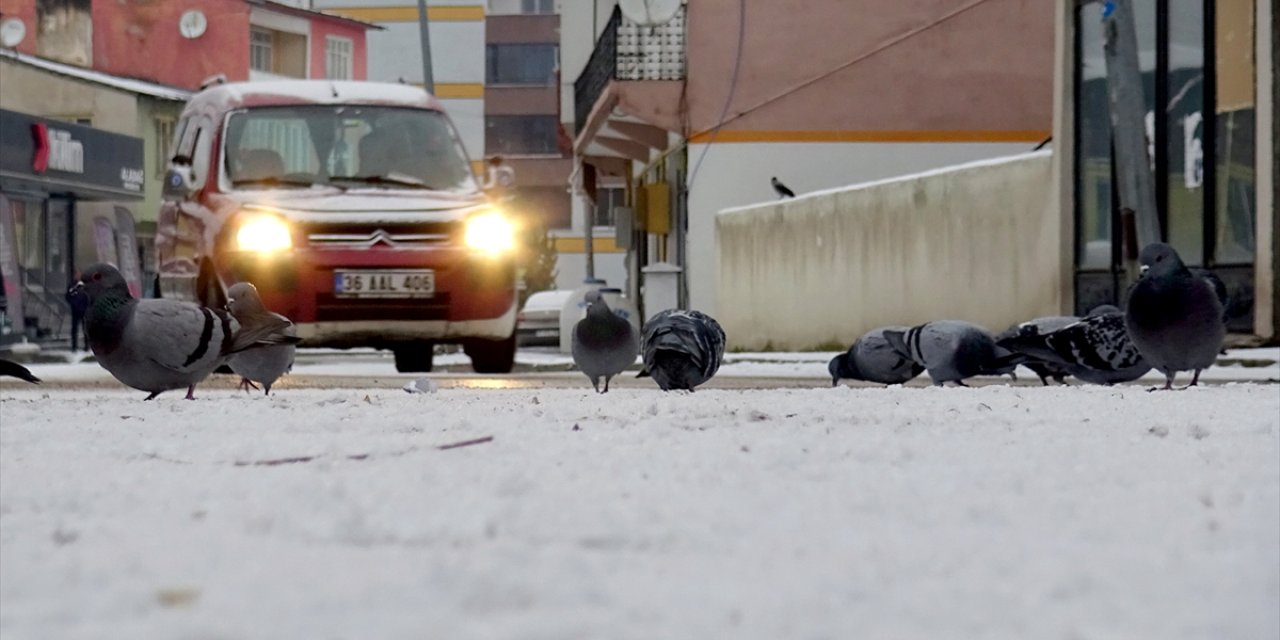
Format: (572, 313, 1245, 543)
(466, 332, 516, 374)
(394, 342, 435, 373)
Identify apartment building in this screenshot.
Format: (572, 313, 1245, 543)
(568, 0, 1055, 316)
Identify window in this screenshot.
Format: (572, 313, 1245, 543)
(594, 187, 624, 228)
(485, 116, 559, 155)
(154, 117, 176, 177)
(250, 28, 273, 72)
(521, 0, 555, 14)
(485, 44, 557, 85)
(325, 36, 353, 80)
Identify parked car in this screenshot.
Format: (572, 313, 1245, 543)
(516, 289, 573, 346)
(154, 79, 520, 373)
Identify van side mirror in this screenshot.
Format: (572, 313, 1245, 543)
(162, 156, 195, 201)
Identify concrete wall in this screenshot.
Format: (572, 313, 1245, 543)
(687, 140, 1040, 314)
(716, 151, 1063, 351)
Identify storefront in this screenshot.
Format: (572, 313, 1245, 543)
(1071, 0, 1266, 332)
(0, 109, 145, 345)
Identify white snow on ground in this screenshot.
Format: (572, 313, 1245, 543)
(1, 384, 1277, 638)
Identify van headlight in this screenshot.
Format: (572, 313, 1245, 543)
(235, 215, 293, 252)
(464, 212, 515, 255)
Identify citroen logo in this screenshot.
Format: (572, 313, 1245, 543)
(369, 229, 394, 247)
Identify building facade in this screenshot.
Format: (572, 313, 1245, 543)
(1055, 0, 1275, 338)
(314, 0, 487, 163)
(569, 0, 1056, 316)
(0, 0, 374, 90)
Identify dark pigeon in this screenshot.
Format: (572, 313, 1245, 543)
(995, 316, 1079, 385)
(226, 282, 297, 395)
(1192, 268, 1229, 313)
(1124, 243, 1226, 389)
(828, 326, 924, 386)
(771, 177, 796, 199)
(75, 263, 300, 400)
(637, 309, 726, 391)
(997, 311, 1151, 385)
(571, 290, 639, 393)
(0, 359, 40, 384)
(882, 320, 1022, 387)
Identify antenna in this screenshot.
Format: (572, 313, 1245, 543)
(618, 0, 682, 26)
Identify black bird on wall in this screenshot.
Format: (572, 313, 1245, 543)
(771, 176, 796, 199)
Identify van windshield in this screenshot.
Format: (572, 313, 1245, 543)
(223, 105, 478, 193)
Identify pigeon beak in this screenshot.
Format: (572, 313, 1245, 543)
(1139, 264, 1150, 276)
(69, 281, 85, 295)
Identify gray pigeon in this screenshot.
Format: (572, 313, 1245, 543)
(571, 290, 639, 393)
(1124, 243, 1226, 389)
(997, 311, 1150, 385)
(995, 316, 1079, 385)
(828, 326, 924, 386)
(882, 320, 1022, 386)
(637, 309, 726, 391)
(76, 263, 300, 400)
(0, 359, 40, 383)
(226, 282, 297, 395)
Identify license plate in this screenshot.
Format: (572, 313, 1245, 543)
(334, 270, 435, 298)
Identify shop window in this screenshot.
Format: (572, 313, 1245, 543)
(1213, 0, 1256, 265)
(154, 117, 176, 178)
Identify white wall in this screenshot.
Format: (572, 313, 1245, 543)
(687, 140, 1040, 315)
(366, 21, 485, 84)
(716, 151, 1064, 351)
(555, 251, 627, 292)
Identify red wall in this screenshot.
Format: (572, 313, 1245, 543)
(0, 0, 35, 55)
(92, 0, 251, 90)
(308, 17, 368, 80)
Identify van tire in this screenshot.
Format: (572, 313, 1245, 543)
(394, 342, 435, 373)
(466, 332, 517, 374)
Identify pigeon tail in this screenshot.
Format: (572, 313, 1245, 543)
(0, 359, 41, 383)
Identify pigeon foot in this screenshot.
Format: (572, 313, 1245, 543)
(143, 391, 161, 401)
(184, 385, 196, 400)
(238, 378, 260, 393)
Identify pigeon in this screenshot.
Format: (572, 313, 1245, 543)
(1124, 242, 1226, 389)
(1192, 268, 1229, 313)
(637, 309, 726, 391)
(828, 326, 924, 386)
(771, 177, 796, 199)
(882, 320, 1023, 386)
(0, 359, 40, 384)
(225, 282, 297, 395)
(571, 290, 639, 393)
(997, 311, 1151, 385)
(995, 316, 1079, 385)
(75, 263, 300, 400)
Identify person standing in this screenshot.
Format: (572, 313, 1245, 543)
(65, 270, 89, 352)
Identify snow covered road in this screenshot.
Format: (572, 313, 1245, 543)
(1, 383, 1277, 638)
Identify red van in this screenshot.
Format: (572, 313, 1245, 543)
(155, 80, 518, 373)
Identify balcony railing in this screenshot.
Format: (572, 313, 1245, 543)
(573, 4, 687, 135)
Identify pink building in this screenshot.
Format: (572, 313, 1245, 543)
(0, 0, 375, 90)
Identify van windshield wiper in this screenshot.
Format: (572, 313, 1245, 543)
(231, 177, 318, 188)
(328, 174, 430, 189)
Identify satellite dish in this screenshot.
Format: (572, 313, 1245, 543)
(178, 10, 207, 39)
(0, 18, 26, 48)
(618, 0, 682, 26)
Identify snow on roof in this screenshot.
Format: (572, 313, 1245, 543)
(0, 48, 192, 102)
(194, 80, 441, 109)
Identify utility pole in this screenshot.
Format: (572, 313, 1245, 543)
(1101, 0, 1161, 255)
(416, 0, 435, 93)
